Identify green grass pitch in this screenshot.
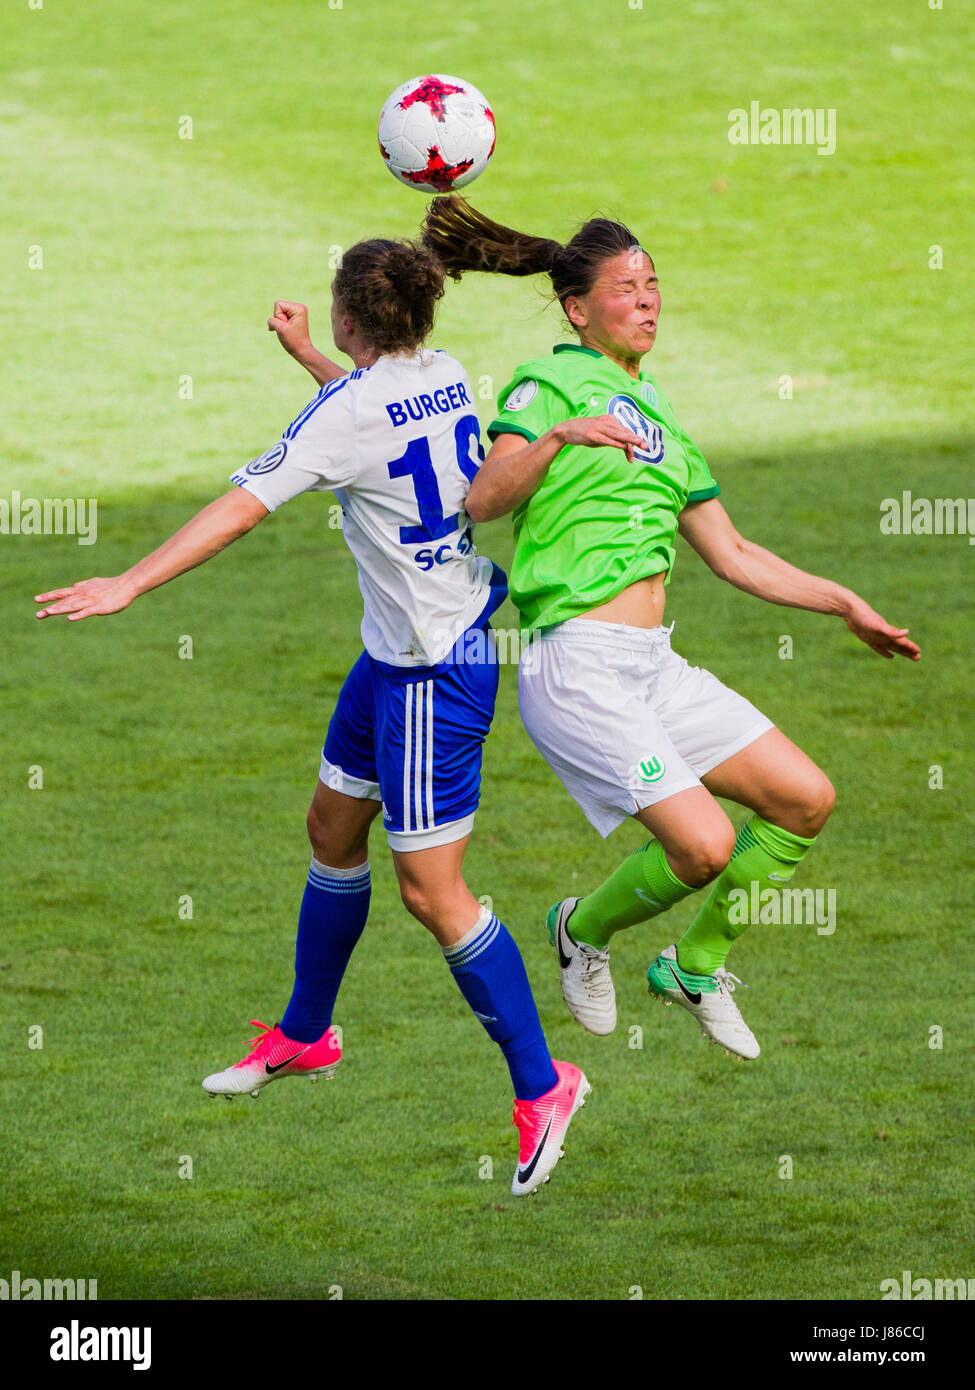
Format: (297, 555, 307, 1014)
(1, 0, 972, 1300)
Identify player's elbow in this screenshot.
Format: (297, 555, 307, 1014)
(708, 533, 751, 583)
(465, 488, 492, 524)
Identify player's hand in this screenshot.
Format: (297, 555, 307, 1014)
(842, 596, 920, 661)
(34, 576, 136, 622)
(268, 300, 313, 360)
(555, 415, 644, 462)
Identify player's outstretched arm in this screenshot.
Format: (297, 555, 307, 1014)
(469, 416, 643, 522)
(34, 488, 269, 622)
(678, 497, 920, 661)
(268, 300, 347, 386)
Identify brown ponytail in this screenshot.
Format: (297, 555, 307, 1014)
(422, 195, 646, 309)
(422, 195, 562, 280)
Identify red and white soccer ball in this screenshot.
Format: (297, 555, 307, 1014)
(378, 74, 496, 193)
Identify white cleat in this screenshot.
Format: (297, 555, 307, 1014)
(647, 944, 760, 1060)
(546, 899, 617, 1036)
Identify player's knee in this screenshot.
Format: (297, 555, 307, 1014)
(398, 879, 436, 928)
(671, 822, 737, 888)
(696, 826, 737, 883)
(801, 772, 835, 836)
(774, 769, 836, 838)
(395, 878, 447, 934)
(398, 877, 473, 939)
(306, 803, 331, 859)
(306, 801, 368, 866)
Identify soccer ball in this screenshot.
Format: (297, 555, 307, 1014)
(378, 74, 495, 193)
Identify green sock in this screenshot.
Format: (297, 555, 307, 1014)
(676, 816, 817, 975)
(571, 841, 695, 950)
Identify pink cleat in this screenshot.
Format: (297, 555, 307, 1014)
(202, 1019, 341, 1099)
(510, 1060, 591, 1196)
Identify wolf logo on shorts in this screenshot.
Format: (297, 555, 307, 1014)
(637, 756, 667, 784)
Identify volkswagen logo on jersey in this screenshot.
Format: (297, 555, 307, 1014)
(245, 440, 288, 475)
(607, 394, 665, 465)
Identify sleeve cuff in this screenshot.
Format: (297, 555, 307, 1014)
(686, 484, 721, 503)
(486, 422, 538, 444)
(229, 473, 281, 512)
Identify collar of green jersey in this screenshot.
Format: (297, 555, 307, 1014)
(553, 343, 604, 359)
(553, 342, 651, 379)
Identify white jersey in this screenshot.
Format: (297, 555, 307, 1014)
(231, 349, 503, 667)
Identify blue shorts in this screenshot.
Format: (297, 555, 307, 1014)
(320, 626, 500, 851)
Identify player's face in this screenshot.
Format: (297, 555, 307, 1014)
(566, 250, 660, 368)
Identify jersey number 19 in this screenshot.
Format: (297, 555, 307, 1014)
(386, 414, 484, 544)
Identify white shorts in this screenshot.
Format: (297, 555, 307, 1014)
(518, 619, 774, 837)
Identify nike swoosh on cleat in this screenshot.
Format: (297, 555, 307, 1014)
(265, 1048, 310, 1075)
(667, 960, 702, 1006)
(517, 1113, 555, 1185)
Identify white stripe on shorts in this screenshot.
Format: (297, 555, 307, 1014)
(425, 679, 435, 828)
(402, 680, 437, 835)
(413, 682, 424, 830)
(403, 683, 414, 833)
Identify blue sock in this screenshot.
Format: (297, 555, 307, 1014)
(444, 908, 558, 1101)
(280, 858, 371, 1043)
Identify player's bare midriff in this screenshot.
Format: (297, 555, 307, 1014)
(581, 572, 667, 628)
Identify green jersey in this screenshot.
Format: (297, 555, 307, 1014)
(487, 343, 720, 634)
